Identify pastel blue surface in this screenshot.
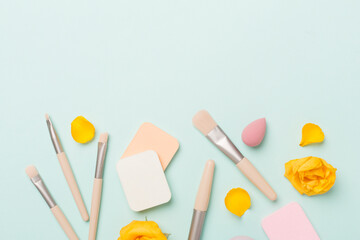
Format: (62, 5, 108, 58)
(0, 1, 359, 239)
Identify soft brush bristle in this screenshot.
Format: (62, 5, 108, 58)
(192, 110, 217, 135)
(45, 113, 50, 120)
(25, 165, 39, 178)
(99, 132, 108, 143)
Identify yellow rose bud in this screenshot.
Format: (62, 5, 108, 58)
(118, 220, 167, 240)
(285, 156, 337, 196)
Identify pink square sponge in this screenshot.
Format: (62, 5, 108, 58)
(262, 202, 320, 240)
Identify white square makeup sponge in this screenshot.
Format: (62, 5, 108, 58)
(116, 150, 171, 211)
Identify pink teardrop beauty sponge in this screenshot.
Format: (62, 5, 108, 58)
(241, 118, 266, 147)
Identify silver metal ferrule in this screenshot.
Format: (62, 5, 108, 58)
(94, 142, 107, 179)
(46, 118, 63, 154)
(206, 126, 244, 164)
(188, 209, 206, 240)
(30, 175, 56, 208)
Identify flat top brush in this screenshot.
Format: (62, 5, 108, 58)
(25, 165, 78, 240)
(45, 113, 89, 221)
(193, 110, 277, 201)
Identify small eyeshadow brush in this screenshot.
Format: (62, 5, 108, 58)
(45, 113, 89, 221)
(89, 133, 108, 240)
(25, 165, 78, 240)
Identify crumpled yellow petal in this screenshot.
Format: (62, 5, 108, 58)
(71, 116, 95, 143)
(300, 123, 324, 147)
(284, 156, 337, 196)
(118, 220, 167, 240)
(225, 188, 251, 217)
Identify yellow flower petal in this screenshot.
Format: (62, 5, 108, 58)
(71, 116, 95, 143)
(118, 220, 167, 240)
(225, 188, 251, 217)
(284, 156, 336, 196)
(298, 156, 322, 172)
(300, 123, 325, 147)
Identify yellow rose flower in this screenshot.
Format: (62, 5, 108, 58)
(285, 156, 337, 196)
(118, 220, 167, 240)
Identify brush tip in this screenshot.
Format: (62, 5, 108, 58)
(204, 160, 215, 174)
(192, 110, 217, 135)
(206, 159, 215, 167)
(45, 113, 50, 120)
(25, 165, 39, 178)
(99, 132, 108, 143)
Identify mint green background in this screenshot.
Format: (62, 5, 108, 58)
(1, 0, 359, 239)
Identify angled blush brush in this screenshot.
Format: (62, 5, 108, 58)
(25, 165, 79, 240)
(192, 110, 277, 201)
(45, 113, 89, 221)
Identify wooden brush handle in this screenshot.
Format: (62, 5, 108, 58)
(51, 205, 79, 240)
(236, 157, 277, 201)
(57, 152, 89, 221)
(89, 178, 103, 240)
(194, 160, 215, 211)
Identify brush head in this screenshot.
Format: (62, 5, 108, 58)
(45, 113, 50, 120)
(25, 165, 39, 178)
(99, 132, 108, 143)
(192, 110, 217, 135)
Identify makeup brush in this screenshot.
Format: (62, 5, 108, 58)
(25, 165, 79, 240)
(45, 113, 89, 221)
(192, 110, 277, 201)
(89, 133, 108, 240)
(188, 160, 215, 240)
